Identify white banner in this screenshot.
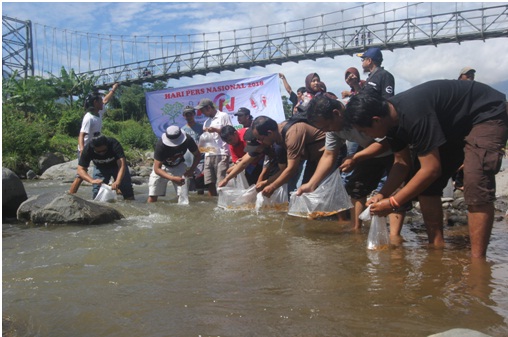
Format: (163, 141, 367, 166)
(145, 73, 285, 137)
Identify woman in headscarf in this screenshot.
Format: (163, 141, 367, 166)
(304, 72, 322, 96)
(341, 67, 365, 99)
(300, 73, 326, 111)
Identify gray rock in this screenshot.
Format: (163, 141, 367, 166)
(38, 152, 65, 174)
(428, 328, 492, 337)
(452, 197, 467, 211)
(26, 169, 37, 180)
(2, 168, 28, 219)
(39, 159, 79, 182)
(17, 191, 65, 221)
(17, 192, 124, 225)
(136, 165, 153, 177)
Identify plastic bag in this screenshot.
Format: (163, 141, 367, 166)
(198, 132, 219, 154)
(367, 215, 390, 250)
(359, 205, 372, 221)
(94, 184, 117, 202)
(218, 184, 258, 210)
(255, 184, 289, 212)
(288, 169, 353, 219)
(178, 177, 190, 205)
(225, 171, 249, 190)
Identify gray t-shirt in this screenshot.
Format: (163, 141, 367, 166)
(325, 128, 392, 158)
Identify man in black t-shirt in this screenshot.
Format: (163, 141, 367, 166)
(147, 126, 201, 203)
(344, 79, 508, 259)
(77, 135, 134, 200)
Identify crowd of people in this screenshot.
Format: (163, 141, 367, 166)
(71, 48, 507, 259)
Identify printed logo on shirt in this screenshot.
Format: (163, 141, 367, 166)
(385, 86, 393, 94)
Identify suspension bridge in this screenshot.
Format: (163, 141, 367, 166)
(3, 2, 508, 89)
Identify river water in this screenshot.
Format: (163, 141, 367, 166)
(3, 179, 508, 337)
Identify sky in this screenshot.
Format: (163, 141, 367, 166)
(2, 1, 508, 96)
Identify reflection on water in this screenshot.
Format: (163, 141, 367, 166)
(3, 180, 508, 336)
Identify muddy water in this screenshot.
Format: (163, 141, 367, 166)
(3, 180, 508, 337)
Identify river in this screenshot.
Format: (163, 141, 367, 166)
(3, 179, 508, 337)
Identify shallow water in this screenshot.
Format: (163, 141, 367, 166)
(3, 180, 508, 337)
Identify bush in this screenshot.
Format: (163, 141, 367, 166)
(49, 133, 78, 160)
(2, 108, 50, 174)
(117, 120, 157, 150)
(105, 108, 126, 121)
(57, 107, 83, 137)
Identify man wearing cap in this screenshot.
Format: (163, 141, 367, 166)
(195, 98, 233, 196)
(181, 105, 205, 195)
(77, 134, 134, 200)
(458, 67, 476, 81)
(181, 106, 203, 143)
(147, 126, 201, 204)
(357, 47, 394, 99)
(234, 107, 253, 128)
(220, 125, 263, 185)
(218, 128, 286, 190)
(251, 115, 326, 198)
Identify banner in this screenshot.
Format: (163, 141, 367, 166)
(145, 73, 285, 137)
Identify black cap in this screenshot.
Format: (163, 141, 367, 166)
(234, 107, 251, 116)
(243, 128, 262, 153)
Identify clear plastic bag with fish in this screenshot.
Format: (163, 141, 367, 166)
(217, 173, 256, 210)
(217, 184, 258, 210)
(255, 184, 288, 212)
(288, 169, 352, 219)
(198, 132, 219, 154)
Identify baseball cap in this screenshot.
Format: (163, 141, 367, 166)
(162, 125, 187, 147)
(182, 106, 195, 115)
(356, 47, 383, 63)
(458, 67, 475, 79)
(194, 98, 214, 110)
(234, 107, 251, 117)
(243, 128, 262, 153)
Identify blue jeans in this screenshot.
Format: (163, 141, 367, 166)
(92, 165, 134, 199)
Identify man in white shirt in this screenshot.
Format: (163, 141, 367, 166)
(194, 98, 232, 196)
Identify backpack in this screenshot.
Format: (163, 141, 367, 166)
(281, 113, 309, 141)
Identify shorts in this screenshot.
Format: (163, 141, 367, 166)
(148, 163, 187, 197)
(418, 116, 508, 205)
(463, 117, 508, 205)
(203, 155, 229, 185)
(345, 155, 393, 199)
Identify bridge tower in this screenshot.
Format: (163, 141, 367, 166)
(2, 15, 34, 79)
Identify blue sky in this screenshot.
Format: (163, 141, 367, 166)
(3, 2, 508, 95)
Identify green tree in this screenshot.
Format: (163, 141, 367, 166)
(49, 67, 98, 108)
(2, 72, 59, 118)
(118, 84, 147, 121)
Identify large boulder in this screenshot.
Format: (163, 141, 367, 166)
(39, 159, 78, 182)
(38, 152, 65, 174)
(2, 168, 28, 219)
(17, 192, 124, 225)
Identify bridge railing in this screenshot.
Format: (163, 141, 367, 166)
(81, 4, 507, 89)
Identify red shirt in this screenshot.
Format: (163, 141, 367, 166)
(229, 128, 248, 163)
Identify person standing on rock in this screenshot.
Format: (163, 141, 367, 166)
(69, 83, 119, 195)
(77, 134, 134, 200)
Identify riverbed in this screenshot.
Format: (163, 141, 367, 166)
(3, 179, 508, 336)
